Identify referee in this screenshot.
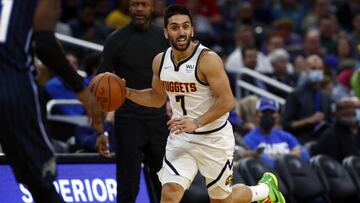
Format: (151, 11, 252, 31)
(97, 0, 169, 202)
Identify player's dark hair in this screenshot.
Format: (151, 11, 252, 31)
(164, 5, 193, 27)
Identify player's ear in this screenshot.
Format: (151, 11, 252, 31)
(164, 29, 168, 39)
(191, 31, 194, 38)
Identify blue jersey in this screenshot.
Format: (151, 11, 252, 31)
(0, 0, 37, 71)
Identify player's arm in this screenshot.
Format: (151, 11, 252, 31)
(194, 51, 235, 126)
(168, 51, 234, 134)
(126, 53, 168, 108)
(32, 0, 106, 145)
(33, 0, 84, 92)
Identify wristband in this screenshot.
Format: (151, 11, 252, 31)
(96, 131, 108, 137)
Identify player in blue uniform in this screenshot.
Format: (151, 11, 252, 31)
(0, 1, 105, 202)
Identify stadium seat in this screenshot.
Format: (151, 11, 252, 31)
(236, 157, 289, 201)
(311, 155, 358, 202)
(304, 140, 319, 157)
(181, 165, 245, 203)
(342, 156, 360, 200)
(275, 154, 329, 203)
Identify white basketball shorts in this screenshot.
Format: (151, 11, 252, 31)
(157, 121, 235, 199)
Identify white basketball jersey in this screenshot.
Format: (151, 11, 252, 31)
(160, 43, 228, 133)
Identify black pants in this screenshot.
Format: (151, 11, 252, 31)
(114, 115, 169, 203)
(0, 70, 63, 203)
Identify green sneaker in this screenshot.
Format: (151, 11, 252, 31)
(257, 172, 286, 203)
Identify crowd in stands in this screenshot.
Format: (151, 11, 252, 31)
(2, 0, 357, 172)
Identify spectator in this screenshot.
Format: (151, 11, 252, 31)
(336, 36, 353, 62)
(68, 1, 109, 43)
(235, 2, 267, 47)
(152, 0, 167, 26)
(105, 0, 131, 30)
(349, 14, 360, 60)
(302, 29, 325, 57)
(267, 48, 298, 98)
(176, 0, 223, 24)
(74, 112, 115, 153)
(271, 0, 307, 33)
(336, 0, 360, 31)
(83, 53, 101, 86)
(273, 18, 303, 55)
(318, 15, 339, 55)
(225, 26, 272, 75)
(44, 53, 86, 115)
(184, 0, 216, 46)
(266, 33, 285, 55)
(316, 97, 360, 162)
(244, 97, 308, 169)
(218, 0, 242, 52)
(302, 0, 332, 33)
(239, 45, 268, 96)
(237, 95, 259, 133)
(282, 55, 332, 144)
(332, 60, 356, 101)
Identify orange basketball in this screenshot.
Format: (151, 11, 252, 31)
(89, 72, 126, 112)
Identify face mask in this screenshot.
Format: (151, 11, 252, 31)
(308, 70, 324, 82)
(259, 114, 276, 131)
(337, 116, 357, 126)
(356, 109, 360, 121)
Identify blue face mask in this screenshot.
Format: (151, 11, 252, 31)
(356, 109, 360, 121)
(308, 70, 324, 82)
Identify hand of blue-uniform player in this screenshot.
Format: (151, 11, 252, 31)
(167, 117, 198, 135)
(76, 88, 104, 132)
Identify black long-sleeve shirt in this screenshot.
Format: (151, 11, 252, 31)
(98, 23, 169, 118)
(316, 122, 359, 162)
(282, 85, 332, 143)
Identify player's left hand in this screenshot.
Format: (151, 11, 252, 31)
(167, 117, 197, 135)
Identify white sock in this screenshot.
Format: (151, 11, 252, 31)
(250, 183, 269, 201)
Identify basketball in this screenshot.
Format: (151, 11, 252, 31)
(89, 72, 126, 112)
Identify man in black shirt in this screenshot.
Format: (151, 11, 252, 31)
(282, 55, 332, 144)
(316, 98, 360, 162)
(97, 0, 169, 202)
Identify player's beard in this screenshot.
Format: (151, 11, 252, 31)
(169, 35, 191, 51)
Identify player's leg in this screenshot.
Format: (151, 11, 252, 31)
(114, 116, 145, 202)
(195, 123, 235, 202)
(144, 115, 169, 200)
(0, 72, 63, 203)
(160, 175, 186, 202)
(232, 172, 286, 203)
(157, 134, 198, 203)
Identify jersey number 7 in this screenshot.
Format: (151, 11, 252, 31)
(0, 0, 14, 43)
(175, 95, 187, 115)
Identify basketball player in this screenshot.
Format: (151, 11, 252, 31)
(125, 5, 285, 203)
(0, 1, 104, 203)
